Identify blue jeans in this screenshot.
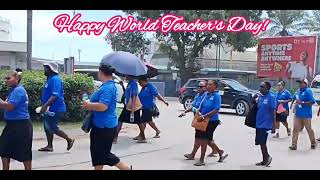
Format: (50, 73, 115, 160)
(43, 112, 65, 134)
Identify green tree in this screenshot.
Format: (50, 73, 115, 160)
(104, 10, 262, 83)
(262, 10, 308, 37)
(122, 10, 263, 83)
(304, 10, 320, 35)
(105, 31, 150, 59)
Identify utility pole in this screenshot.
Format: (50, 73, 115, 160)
(26, 10, 32, 70)
(78, 49, 81, 62)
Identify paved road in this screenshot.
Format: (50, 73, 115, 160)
(3, 100, 320, 170)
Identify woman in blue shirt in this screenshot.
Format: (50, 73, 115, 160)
(191, 80, 228, 166)
(82, 64, 131, 170)
(137, 77, 169, 143)
(179, 81, 218, 159)
(114, 76, 142, 144)
(274, 81, 292, 138)
(0, 70, 33, 170)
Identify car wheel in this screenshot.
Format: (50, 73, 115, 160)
(183, 97, 193, 110)
(235, 100, 249, 116)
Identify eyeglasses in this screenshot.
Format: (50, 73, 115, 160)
(259, 85, 265, 88)
(4, 77, 10, 80)
(198, 86, 206, 88)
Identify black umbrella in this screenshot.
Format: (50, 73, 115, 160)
(139, 62, 159, 78)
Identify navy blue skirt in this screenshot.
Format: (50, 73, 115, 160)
(0, 120, 33, 162)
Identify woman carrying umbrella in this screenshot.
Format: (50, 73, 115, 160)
(82, 64, 131, 170)
(100, 51, 149, 144)
(137, 77, 169, 142)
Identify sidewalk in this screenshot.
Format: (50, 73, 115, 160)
(32, 124, 134, 141)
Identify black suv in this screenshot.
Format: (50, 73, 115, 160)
(178, 78, 259, 116)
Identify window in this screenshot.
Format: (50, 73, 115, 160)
(186, 80, 198, 87)
(218, 81, 226, 91)
(0, 66, 10, 70)
(311, 81, 320, 88)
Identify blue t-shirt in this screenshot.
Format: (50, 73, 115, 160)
(256, 91, 276, 130)
(41, 75, 66, 112)
(4, 85, 30, 120)
(276, 89, 293, 111)
(199, 91, 221, 122)
(192, 92, 205, 109)
(90, 80, 118, 128)
(295, 88, 315, 119)
(125, 80, 138, 104)
(139, 83, 158, 110)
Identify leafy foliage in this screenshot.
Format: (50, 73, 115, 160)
(0, 70, 94, 122)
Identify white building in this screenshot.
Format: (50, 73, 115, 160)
(0, 17, 11, 41)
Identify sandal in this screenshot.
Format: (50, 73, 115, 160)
(193, 161, 205, 166)
(133, 136, 140, 140)
(38, 147, 53, 152)
(136, 139, 147, 143)
(255, 161, 266, 166)
(184, 154, 194, 160)
(208, 152, 218, 157)
(218, 153, 228, 162)
(67, 139, 75, 151)
(153, 135, 160, 138)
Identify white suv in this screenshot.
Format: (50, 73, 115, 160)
(310, 75, 320, 104)
(74, 69, 141, 107)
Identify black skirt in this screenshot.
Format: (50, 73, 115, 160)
(195, 120, 220, 141)
(276, 112, 288, 122)
(118, 108, 141, 124)
(90, 126, 120, 166)
(140, 109, 153, 123)
(0, 120, 33, 162)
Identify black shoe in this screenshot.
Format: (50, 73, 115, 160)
(265, 156, 272, 167)
(67, 139, 75, 151)
(289, 145, 297, 150)
(255, 161, 266, 166)
(311, 144, 316, 149)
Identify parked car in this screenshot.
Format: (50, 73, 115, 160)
(179, 78, 259, 116)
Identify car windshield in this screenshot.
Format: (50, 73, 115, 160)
(222, 80, 248, 91)
(311, 81, 320, 88)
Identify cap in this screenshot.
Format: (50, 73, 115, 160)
(198, 81, 206, 87)
(43, 62, 59, 74)
(297, 78, 308, 85)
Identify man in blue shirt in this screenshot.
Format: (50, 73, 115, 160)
(38, 63, 75, 152)
(289, 78, 316, 150)
(255, 81, 276, 167)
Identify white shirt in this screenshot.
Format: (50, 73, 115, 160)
(287, 62, 310, 79)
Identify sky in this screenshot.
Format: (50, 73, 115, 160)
(0, 10, 311, 62)
(0, 10, 129, 62)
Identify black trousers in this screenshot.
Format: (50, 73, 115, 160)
(90, 126, 120, 166)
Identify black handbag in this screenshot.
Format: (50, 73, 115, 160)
(151, 105, 160, 118)
(81, 112, 92, 133)
(244, 103, 257, 129)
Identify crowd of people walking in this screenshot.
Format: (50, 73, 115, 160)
(1, 56, 320, 170)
